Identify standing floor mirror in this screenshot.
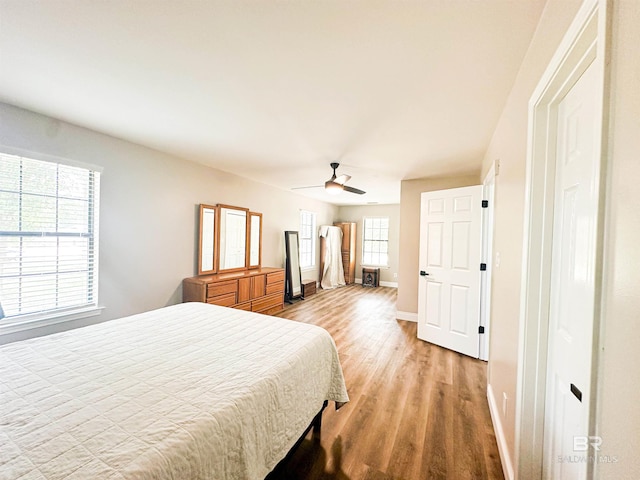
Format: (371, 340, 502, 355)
(284, 231, 303, 302)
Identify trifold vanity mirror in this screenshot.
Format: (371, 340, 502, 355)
(197, 204, 262, 275)
(218, 205, 248, 271)
(198, 204, 218, 275)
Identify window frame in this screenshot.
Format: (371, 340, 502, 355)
(298, 210, 316, 271)
(361, 216, 390, 268)
(0, 148, 103, 334)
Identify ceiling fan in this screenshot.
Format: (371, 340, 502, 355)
(293, 163, 366, 195)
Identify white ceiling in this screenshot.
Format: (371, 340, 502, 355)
(0, 0, 545, 205)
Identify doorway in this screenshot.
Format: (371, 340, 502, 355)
(515, 1, 607, 478)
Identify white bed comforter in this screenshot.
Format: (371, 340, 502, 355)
(0, 302, 349, 480)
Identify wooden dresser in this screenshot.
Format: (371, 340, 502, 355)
(183, 267, 285, 315)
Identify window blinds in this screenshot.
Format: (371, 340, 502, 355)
(0, 153, 100, 321)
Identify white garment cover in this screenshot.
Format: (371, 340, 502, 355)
(320, 225, 346, 289)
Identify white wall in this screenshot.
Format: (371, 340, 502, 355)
(479, 0, 584, 471)
(482, 0, 640, 477)
(335, 204, 401, 286)
(596, 0, 640, 476)
(479, 0, 583, 467)
(0, 102, 337, 343)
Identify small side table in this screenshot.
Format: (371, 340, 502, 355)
(302, 280, 317, 297)
(362, 267, 380, 287)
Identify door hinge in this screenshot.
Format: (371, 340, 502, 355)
(479, 326, 485, 334)
(482, 200, 489, 208)
(480, 263, 487, 271)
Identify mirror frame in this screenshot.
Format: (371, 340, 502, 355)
(284, 230, 303, 301)
(196, 203, 264, 276)
(247, 212, 262, 269)
(198, 204, 218, 275)
(216, 204, 250, 273)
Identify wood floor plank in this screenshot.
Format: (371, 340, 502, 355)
(267, 285, 504, 480)
(385, 338, 435, 479)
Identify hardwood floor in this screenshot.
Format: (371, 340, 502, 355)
(267, 285, 504, 480)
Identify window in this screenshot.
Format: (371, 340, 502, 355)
(362, 216, 389, 267)
(299, 210, 316, 269)
(0, 153, 101, 324)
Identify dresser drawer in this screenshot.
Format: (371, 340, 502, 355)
(266, 270, 284, 284)
(237, 277, 251, 303)
(266, 281, 284, 295)
(207, 280, 237, 298)
(207, 292, 236, 307)
(251, 292, 283, 313)
(233, 301, 252, 311)
(260, 304, 285, 316)
(251, 274, 266, 298)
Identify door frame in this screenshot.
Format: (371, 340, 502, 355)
(479, 163, 496, 362)
(515, 0, 609, 478)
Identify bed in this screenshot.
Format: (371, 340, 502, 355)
(0, 302, 349, 479)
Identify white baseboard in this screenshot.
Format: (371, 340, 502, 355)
(487, 384, 514, 480)
(396, 310, 418, 322)
(354, 278, 398, 288)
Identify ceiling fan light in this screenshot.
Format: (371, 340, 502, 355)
(325, 181, 343, 195)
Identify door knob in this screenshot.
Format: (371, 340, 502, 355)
(420, 270, 429, 276)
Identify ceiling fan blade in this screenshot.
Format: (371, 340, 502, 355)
(343, 185, 366, 195)
(291, 185, 323, 190)
(334, 174, 351, 185)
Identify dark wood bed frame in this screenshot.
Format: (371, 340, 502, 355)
(270, 400, 328, 475)
(296, 400, 328, 445)
(265, 400, 329, 480)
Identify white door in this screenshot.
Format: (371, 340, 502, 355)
(417, 185, 483, 358)
(543, 60, 599, 479)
